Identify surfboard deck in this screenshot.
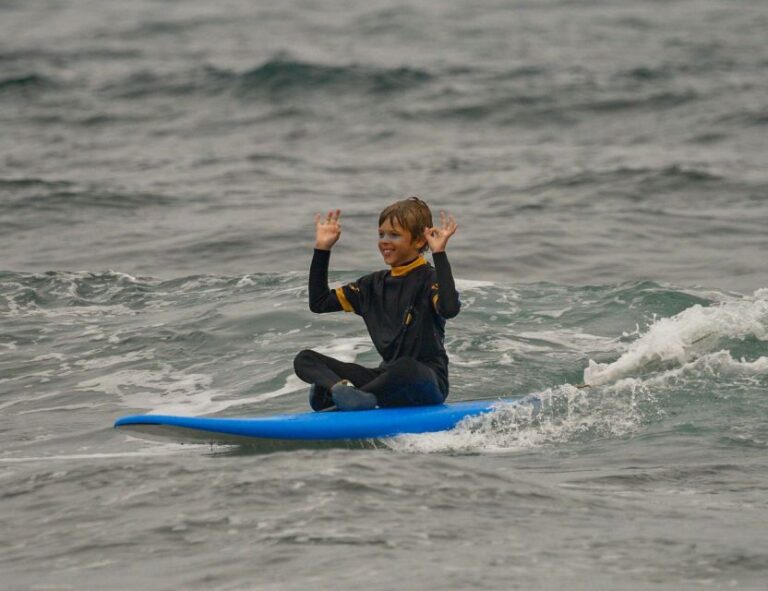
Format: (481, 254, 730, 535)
(114, 397, 521, 445)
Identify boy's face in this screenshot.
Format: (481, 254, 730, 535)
(378, 218, 425, 267)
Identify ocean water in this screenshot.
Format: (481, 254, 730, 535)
(1, 0, 767, 589)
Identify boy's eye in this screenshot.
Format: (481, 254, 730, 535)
(379, 232, 402, 241)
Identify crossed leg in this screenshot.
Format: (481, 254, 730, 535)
(293, 350, 445, 410)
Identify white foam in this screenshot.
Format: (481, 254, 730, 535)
(584, 291, 768, 386)
(0, 389, 78, 412)
(385, 343, 768, 456)
(483, 335, 551, 354)
(175, 276, 222, 291)
(20, 303, 135, 319)
(19, 403, 110, 415)
(74, 349, 155, 370)
(104, 270, 140, 283)
(384, 385, 639, 454)
(313, 336, 372, 363)
(516, 329, 617, 352)
(30, 353, 67, 362)
(610, 350, 768, 391)
(455, 278, 496, 290)
(384, 290, 768, 455)
(498, 352, 515, 366)
(534, 307, 572, 319)
(253, 327, 303, 347)
(76, 365, 234, 415)
(236, 275, 256, 287)
(0, 448, 198, 464)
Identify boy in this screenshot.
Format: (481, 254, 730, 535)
(294, 197, 461, 411)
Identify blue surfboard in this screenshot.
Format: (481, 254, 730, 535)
(114, 397, 523, 446)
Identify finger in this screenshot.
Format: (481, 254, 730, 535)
(314, 213, 322, 225)
(443, 211, 453, 230)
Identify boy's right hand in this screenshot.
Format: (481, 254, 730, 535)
(314, 209, 342, 250)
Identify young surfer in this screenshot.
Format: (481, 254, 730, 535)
(294, 197, 461, 411)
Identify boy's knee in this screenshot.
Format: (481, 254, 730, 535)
(389, 357, 429, 381)
(293, 349, 317, 370)
(390, 357, 420, 373)
(389, 357, 438, 385)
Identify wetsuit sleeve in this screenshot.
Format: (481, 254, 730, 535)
(308, 249, 343, 313)
(334, 278, 364, 315)
(431, 251, 461, 319)
(308, 249, 365, 314)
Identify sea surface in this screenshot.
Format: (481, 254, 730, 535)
(1, 0, 767, 589)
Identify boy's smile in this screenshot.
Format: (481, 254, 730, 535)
(378, 219, 425, 268)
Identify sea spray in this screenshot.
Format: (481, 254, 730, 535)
(384, 383, 644, 454)
(584, 289, 768, 386)
(386, 290, 768, 455)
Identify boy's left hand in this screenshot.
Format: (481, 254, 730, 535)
(423, 211, 457, 253)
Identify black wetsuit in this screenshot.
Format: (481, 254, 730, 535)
(293, 249, 460, 409)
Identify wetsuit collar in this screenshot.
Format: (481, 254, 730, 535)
(390, 256, 427, 277)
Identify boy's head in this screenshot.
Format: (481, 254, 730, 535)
(378, 197, 433, 267)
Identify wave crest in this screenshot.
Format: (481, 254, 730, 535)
(102, 58, 432, 100)
(584, 290, 768, 386)
(238, 58, 432, 95)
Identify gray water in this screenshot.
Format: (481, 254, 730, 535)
(2, 0, 767, 589)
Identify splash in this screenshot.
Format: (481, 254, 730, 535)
(384, 384, 647, 454)
(386, 289, 768, 455)
(584, 289, 768, 386)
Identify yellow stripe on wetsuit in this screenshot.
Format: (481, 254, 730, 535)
(335, 286, 354, 313)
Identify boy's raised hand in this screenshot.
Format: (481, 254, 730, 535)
(423, 210, 457, 253)
(315, 209, 342, 250)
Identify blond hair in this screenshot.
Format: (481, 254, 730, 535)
(378, 197, 433, 253)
